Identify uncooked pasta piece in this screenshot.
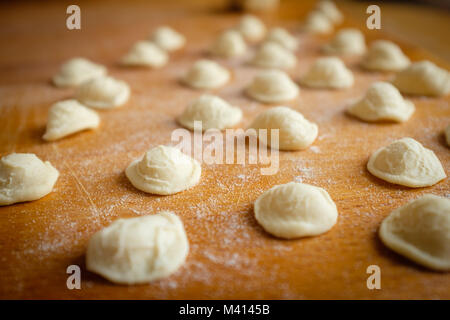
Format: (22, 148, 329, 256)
(251, 41, 297, 69)
(237, 14, 266, 42)
(361, 40, 410, 72)
(254, 182, 338, 239)
(52, 57, 106, 88)
(265, 27, 299, 51)
(392, 61, 450, 97)
(149, 26, 185, 52)
(248, 106, 318, 151)
(86, 211, 189, 284)
(182, 59, 230, 89)
(301, 57, 353, 89)
(121, 41, 168, 68)
(367, 138, 446, 187)
(316, 0, 343, 24)
(322, 28, 366, 55)
(303, 10, 333, 34)
(347, 82, 415, 123)
(379, 194, 450, 271)
(43, 99, 100, 141)
(0, 153, 59, 206)
(76, 76, 130, 109)
(210, 30, 247, 58)
(178, 94, 242, 131)
(246, 69, 299, 103)
(125, 145, 201, 195)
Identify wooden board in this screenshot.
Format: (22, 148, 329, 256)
(0, 0, 449, 299)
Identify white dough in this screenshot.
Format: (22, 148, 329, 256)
(125, 145, 201, 195)
(178, 94, 242, 131)
(362, 40, 410, 72)
(246, 69, 299, 103)
(379, 194, 450, 271)
(392, 60, 450, 97)
(446, 125, 450, 147)
(52, 57, 107, 88)
(76, 76, 130, 109)
(322, 28, 366, 55)
(367, 138, 446, 188)
(249, 106, 318, 151)
(0, 153, 59, 206)
(251, 41, 297, 69)
(86, 211, 189, 284)
(265, 27, 299, 51)
(210, 30, 247, 58)
(316, 0, 343, 24)
(237, 14, 266, 42)
(254, 182, 338, 239)
(43, 99, 100, 141)
(121, 41, 168, 68)
(301, 57, 353, 89)
(149, 26, 185, 52)
(303, 10, 334, 34)
(182, 59, 230, 89)
(347, 82, 415, 123)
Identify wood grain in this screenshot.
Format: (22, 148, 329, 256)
(0, 0, 449, 299)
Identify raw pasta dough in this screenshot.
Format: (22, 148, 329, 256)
(149, 26, 185, 52)
(76, 76, 130, 109)
(0, 153, 59, 206)
(126, 145, 201, 195)
(178, 94, 242, 131)
(210, 30, 247, 58)
(367, 138, 446, 187)
(392, 60, 450, 97)
(246, 70, 299, 103)
(86, 211, 189, 284)
(248, 106, 318, 151)
(237, 14, 266, 42)
(43, 99, 100, 141)
(379, 194, 450, 271)
(121, 41, 168, 68)
(254, 182, 338, 239)
(301, 57, 353, 89)
(322, 28, 366, 55)
(182, 59, 230, 89)
(361, 40, 410, 72)
(316, 0, 343, 24)
(303, 11, 333, 34)
(347, 82, 415, 123)
(265, 27, 299, 51)
(251, 41, 297, 69)
(52, 57, 106, 88)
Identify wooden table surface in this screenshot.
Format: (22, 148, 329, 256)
(0, 0, 449, 299)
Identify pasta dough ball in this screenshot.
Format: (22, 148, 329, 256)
(361, 40, 410, 72)
(322, 28, 366, 55)
(86, 211, 189, 284)
(237, 14, 266, 42)
(347, 82, 415, 123)
(121, 41, 168, 68)
(210, 30, 247, 58)
(446, 125, 450, 147)
(379, 194, 450, 271)
(303, 10, 334, 34)
(251, 41, 297, 69)
(76, 76, 130, 109)
(52, 57, 106, 88)
(367, 138, 446, 188)
(177, 94, 242, 131)
(182, 59, 230, 89)
(246, 70, 299, 103)
(43, 99, 100, 141)
(265, 27, 299, 51)
(149, 26, 186, 52)
(0, 153, 59, 206)
(125, 145, 201, 195)
(254, 182, 338, 239)
(392, 61, 450, 97)
(316, 0, 343, 24)
(301, 57, 354, 89)
(248, 106, 318, 151)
